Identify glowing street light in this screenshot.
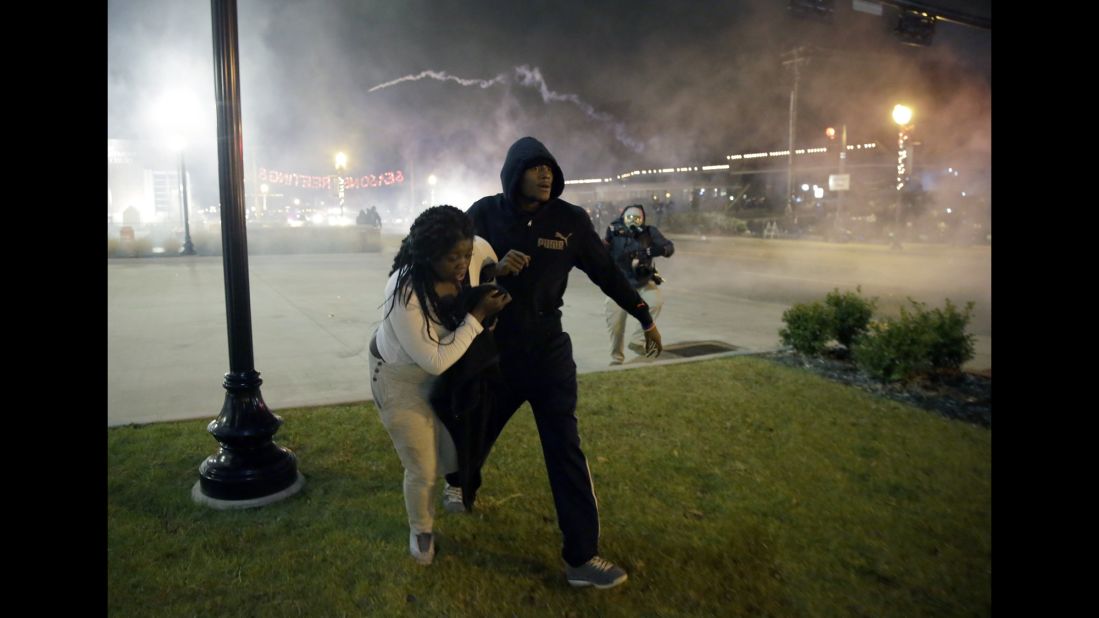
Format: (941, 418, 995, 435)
(892, 104, 915, 249)
(334, 152, 348, 218)
(892, 104, 913, 126)
(153, 89, 201, 256)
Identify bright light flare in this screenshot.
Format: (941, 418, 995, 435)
(892, 104, 913, 126)
(151, 89, 201, 146)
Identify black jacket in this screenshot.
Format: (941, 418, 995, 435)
(428, 282, 507, 511)
(467, 137, 654, 346)
(604, 204, 675, 288)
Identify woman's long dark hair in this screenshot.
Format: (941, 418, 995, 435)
(384, 205, 474, 342)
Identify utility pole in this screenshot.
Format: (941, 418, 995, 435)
(781, 47, 809, 219)
(833, 123, 847, 239)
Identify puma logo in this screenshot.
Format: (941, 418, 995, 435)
(537, 231, 573, 251)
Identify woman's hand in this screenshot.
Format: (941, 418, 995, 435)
(470, 288, 512, 323)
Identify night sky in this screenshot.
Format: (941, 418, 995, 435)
(108, 0, 990, 209)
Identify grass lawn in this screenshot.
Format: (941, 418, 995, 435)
(108, 356, 990, 617)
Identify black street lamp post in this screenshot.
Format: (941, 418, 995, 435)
(178, 150, 196, 255)
(193, 0, 304, 508)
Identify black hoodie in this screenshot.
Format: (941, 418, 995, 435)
(467, 137, 654, 346)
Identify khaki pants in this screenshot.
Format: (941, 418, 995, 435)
(605, 281, 663, 363)
(369, 346, 458, 535)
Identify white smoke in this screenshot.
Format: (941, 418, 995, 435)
(368, 65, 645, 153)
(367, 69, 508, 92)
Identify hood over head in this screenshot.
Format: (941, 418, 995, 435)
(500, 136, 565, 205)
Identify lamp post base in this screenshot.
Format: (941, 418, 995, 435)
(193, 472, 305, 510)
(194, 370, 302, 506)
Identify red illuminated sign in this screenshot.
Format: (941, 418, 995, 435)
(257, 168, 405, 190)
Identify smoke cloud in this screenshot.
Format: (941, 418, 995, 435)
(108, 0, 990, 230)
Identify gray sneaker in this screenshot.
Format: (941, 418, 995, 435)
(565, 556, 628, 589)
(443, 483, 466, 513)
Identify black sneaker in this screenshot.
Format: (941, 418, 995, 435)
(565, 556, 628, 589)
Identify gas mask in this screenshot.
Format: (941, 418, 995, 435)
(623, 208, 645, 234)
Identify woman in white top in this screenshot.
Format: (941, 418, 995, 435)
(368, 205, 510, 565)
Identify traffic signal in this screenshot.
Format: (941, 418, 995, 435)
(894, 9, 936, 46)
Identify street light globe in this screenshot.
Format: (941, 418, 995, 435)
(334, 152, 348, 170)
(261, 183, 269, 194)
(427, 174, 438, 186)
(152, 88, 201, 145)
(892, 104, 913, 126)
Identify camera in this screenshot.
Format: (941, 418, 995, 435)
(613, 223, 644, 238)
(633, 262, 664, 285)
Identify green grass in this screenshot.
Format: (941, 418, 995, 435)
(108, 356, 990, 617)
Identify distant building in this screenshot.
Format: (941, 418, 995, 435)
(108, 139, 197, 227)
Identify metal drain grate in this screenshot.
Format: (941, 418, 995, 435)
(662, 341, 739, 358)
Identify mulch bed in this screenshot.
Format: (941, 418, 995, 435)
(760, 350, 991, 428)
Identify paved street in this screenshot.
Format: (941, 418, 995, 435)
(107, 234, 990, 426)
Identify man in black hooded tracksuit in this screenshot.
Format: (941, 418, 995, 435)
(454, 136, 662, 589)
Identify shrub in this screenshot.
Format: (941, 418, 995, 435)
(190, 232, 223, 256)
(918, 299, 977, 371)
(825, 286, 877, 349)
(852, 317, 932, 382)
(161, 238, 181, 255)
(131, 237, 153, 257)
(114, 238, 153, 258)
(779, 301, 833, 354)
(853, 298, 977, 381)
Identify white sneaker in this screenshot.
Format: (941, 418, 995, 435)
(443, 483, 466, 513)
(409, 531, 434, 566)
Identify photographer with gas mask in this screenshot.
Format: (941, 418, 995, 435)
(604, 204, 675, 364)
